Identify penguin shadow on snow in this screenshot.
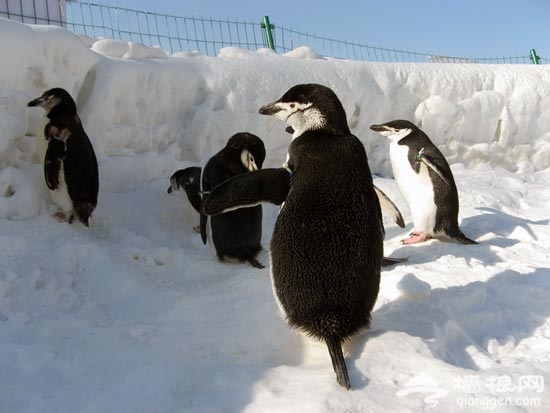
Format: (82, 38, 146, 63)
(390, 205, 548, 262)
(388, 222, 504, 267)
(354, 267, 550, 372)
(462, 207, 549, 244)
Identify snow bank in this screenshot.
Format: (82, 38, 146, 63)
(1, 17, 549, 181)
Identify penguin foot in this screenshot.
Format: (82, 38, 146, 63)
(52, 211, 74, 223)
(192, 225, 201, 233)
(401, 232, 432, 244)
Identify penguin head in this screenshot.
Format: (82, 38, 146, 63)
(370, 120, 417, 142)
(259, 83, 350, 139)
(27, 88, 77, 114)
(225, 132, 266, 172)
(167, 167, 201, 194)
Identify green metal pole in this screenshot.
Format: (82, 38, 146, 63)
(262, 15, 275, 51)
(530, 49, 540, 64)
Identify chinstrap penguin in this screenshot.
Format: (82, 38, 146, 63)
(203, 83, 384, 389)
(200, 132, 266, 269)
(27, 88, 99, 227)
(167, 166, 202, 213)
(168, 166, 202, 232)
(370, 119, 477, 245)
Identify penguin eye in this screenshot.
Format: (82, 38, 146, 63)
(290, 103, 295, 109)
(249, 155, 255, 163)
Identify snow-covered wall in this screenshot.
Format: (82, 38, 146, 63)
(1, 17, 549, 180)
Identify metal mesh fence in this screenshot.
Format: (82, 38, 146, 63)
(0, 0, 543, 64)
(271, 25, 535, 64)
(0, 0, 66, 25)
(64, 2, 267, 56)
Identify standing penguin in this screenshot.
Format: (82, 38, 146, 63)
(203, 84, 384, 390)
(370, 119, 477, 245)
(201, 132, 266, 268)
(27, 88, 99, 226)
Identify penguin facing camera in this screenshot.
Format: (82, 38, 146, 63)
(200, 132, 266, 269)
(203, 84, 384, 390)
(27, 88, 99, 227)
(370, 119, 477, 245)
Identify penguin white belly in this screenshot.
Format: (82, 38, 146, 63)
(390, 143, 436, 234)
(50, 163, 73, 214)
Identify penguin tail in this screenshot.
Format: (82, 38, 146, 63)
(326, 335, 351, 390)
(454, 231, 478, 245)
(247, 258, 265, 269)
(383, 256, 409, 266)
(74, 202, 95, 227)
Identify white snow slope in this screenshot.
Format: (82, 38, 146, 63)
(0, 18, 549, 413)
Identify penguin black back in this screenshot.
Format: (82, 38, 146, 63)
(265, 84, 383, 389)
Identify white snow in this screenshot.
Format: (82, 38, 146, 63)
(1, 17, 549, 412)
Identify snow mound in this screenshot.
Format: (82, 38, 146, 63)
(0, 17, 549, 413)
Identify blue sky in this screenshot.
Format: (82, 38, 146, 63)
(115, 0, 548, 59)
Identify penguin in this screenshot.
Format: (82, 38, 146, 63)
(201, 132, 266, 269)
(168, 166, 202, 212)
(203, 84, 384, 390)
(167, 166, 203, 233)
(27, 88, 99, 227)
(370, 119, 477, 245)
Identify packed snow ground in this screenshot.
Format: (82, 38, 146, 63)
(0, 17, 549, 413)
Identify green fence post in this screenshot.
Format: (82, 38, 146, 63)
(530, 49, 540, 64)
(262, 15, 275, 51)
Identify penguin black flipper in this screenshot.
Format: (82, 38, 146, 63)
(373, 185, 405, 228)
(200, 208, 208, 245)
(409, 145, 454, 185)
(417, 148, 451, 186)
(200, 165, 217, 245)
(44, 139, 65, 190)
(202, 168, 290, 216)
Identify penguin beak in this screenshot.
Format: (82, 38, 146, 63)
(369, 124, 388, 133)
(259, 102, 282, 116)
(27, 96, 46, 107)
(167, 186, 173, 194)
(369, 124, 396, 138)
